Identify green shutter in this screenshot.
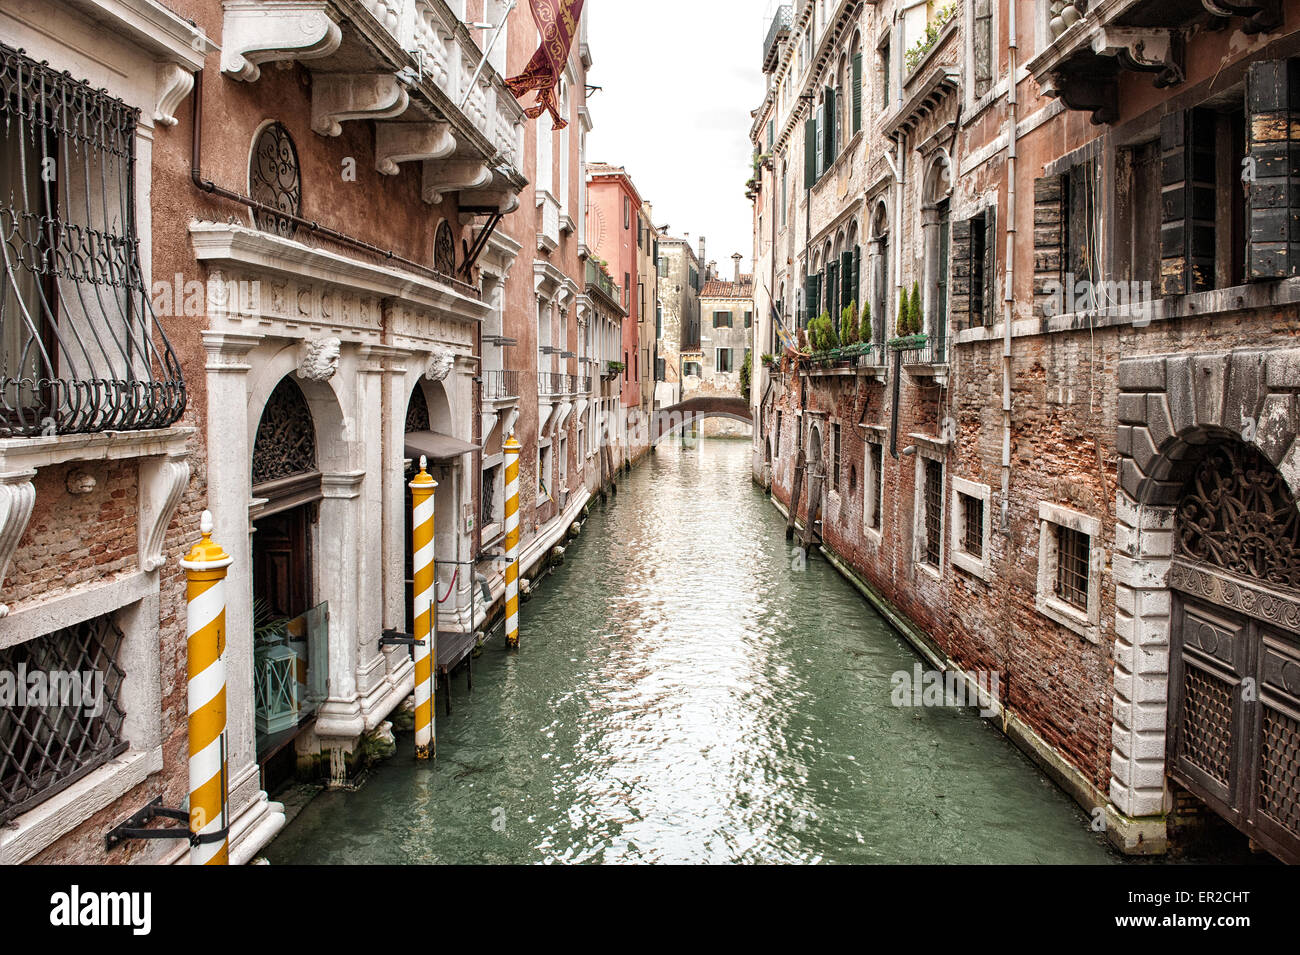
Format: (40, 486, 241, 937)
(823, 87, 836, 165)
(982, 207, 997, 325)
(852, 53, 863, 134)
(840, 250, 854, 313)
(804, 116, 817, 188)
(852, 245, 861, 309)
(767, 119, 775, 152)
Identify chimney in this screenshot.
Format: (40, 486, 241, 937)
(732, 253, 743, 284)
(698, 236, 706, 267)
(708, 260, 718, 282)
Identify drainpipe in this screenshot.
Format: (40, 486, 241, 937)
(1001, 0, 1019, 535)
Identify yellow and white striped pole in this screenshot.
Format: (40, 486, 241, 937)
(410, 456, 438, 759)
(180, 510, 232, 865)
(504, 432, 521, 650)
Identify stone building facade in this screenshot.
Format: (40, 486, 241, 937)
(751, 0, 1300, 862)
(0, 0, 622, 864)
(695, 263, 755, 438)
(654, 236, 703, 411)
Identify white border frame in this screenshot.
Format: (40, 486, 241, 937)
(950, 475, 992, 580)
(1036, 501, 1103, 642)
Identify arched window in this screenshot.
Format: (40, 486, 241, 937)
(850, 32, 863, 135)
(869, 201, 890, 343)
(252, 376, 317, 486)
(922, 154, 953, 345)
(250, 122, 301, 239)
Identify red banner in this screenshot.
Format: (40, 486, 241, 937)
(505, 0, 585, 129)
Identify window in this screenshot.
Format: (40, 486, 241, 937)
(780, 159, 788, 228)
(744, 311, 753, 328)
(775, 411, 783, 457)
(953, 208, 994, 330)
(879, 39, 891, 109)
(481, 463, 501, 530)
(864, 440, 883, 532)
(538, 443, 552, 498)
(972, 0, 993, 99)
(624, 196, 630, 229)
(1036, 502, 1102, 641)
(0, 614, 127, 825)
(713, 310, 733, 328)
(684, 361, 702, 377)
(0, 43, 186, 438)
(921, 458, 943, 568)
(716, 348, 733, 373)
(831, 423, 841, 491)
(950, 476, 991, 579)
(624, 273, 631, 308)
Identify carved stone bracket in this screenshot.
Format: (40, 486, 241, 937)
(221, 1, 342, 83)
(1090, 27, 1185, 89)
(1201, 0, 1283, 34)
(422, 159, 493, 205)
(311, 74, 410, 137)
(375, 122, 456, 175)
(154, 63, 195, 127)
(138, 452, 192, 573)
(459, 187, 521, 215)
(425, 346, 455, 383)
(1040, 69, 1119, 125)
(0, 471, 37, 618)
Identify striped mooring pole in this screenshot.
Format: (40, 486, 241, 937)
(504, 432, 521, 650)
(180, 510, 232, 865)
(410, 456, 438, 759)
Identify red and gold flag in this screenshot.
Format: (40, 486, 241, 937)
(505, 0, 585, 129)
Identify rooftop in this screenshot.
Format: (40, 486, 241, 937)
(701, 276, 754, 299)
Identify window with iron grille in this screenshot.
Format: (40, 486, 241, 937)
(0, 42, 185, 438)
(923, 459, 943, 566)
(481, 464, 500, 529)
(0, 614, 127, 825)
(961, 493, 984, 558)
(831, 424, 841, 490)
(775, 411, 782, 457)
(1055, 525, 1091, 610)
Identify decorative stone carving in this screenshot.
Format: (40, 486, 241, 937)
(0, 471, 37, 617)
(425, 347, 455, 383)
(375, 122, 456, 175)
(311, 74, 410, 137)
(1090, 28, 1184, 89)
(1201, 0, 1283, 34)
(65, 469, 97, 495)
(221, 1, 342, 83)
(298, 337, 342, 382)
(460, 188, 521, 215)
(154, 62, 195, 127)
(138, 453, 192, 573)
(422, 159, 493, 205)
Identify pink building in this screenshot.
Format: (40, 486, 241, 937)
(586, 165, 644, 411)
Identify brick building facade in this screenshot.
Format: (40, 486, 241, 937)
(751, 0, 1300, 861)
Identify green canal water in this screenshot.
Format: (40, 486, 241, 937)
(268, 438, 1119, 864)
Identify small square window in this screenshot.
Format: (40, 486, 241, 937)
(1035, 502, 1102, 641)
(1055, 525, 1090, 611)
(962, 495, 983, 558)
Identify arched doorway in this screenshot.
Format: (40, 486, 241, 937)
(250, 375, 329, 788)
(1167, 437, 1300, 863)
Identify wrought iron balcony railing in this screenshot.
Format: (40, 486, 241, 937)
(585, 259, 621, 306)
(538, 372, 566, 397)
(0, 44, 186, 438)
(898, 333, 948, 366)
(482, 369, 519, 400)
(763, 5, 793, 73)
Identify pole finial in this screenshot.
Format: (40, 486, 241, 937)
(420, 454, 428, 470)
(200, 509, 213, 536)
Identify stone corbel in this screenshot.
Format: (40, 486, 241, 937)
(459, 189, 521, 215)
(1040, 69, 1119, 125)
(1090, 27, 1184, 89)
(311, 74, 410, 137)
(1201, 0, 1282, 33)
(138, 452, 192, 573)
(0, 470, 37, 618)
(221, 1, 342, 83)
(154, 63, 195, 127)
(422, 160, 493, 204)
(375, 122, 456, 175)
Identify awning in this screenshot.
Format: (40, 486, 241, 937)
(404, 430, 481, 462)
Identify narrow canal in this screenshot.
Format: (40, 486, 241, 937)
(268, 438, 1118, 864)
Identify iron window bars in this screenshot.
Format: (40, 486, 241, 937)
(0, 43, 186, 438)
(0, 613, 128, 826)
(1055, 525, 1091, 610)
(924, 458, 943, 566)
(962, 494, 984, 558)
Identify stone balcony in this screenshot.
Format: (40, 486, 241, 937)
(1026, 0, 1281, 124)
(221, 0, 525, 209)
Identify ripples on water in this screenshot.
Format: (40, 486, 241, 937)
(269, 439, 1118, 864)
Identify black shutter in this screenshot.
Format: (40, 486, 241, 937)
(982, 206, 997, 326)
(852, 53, 863, 134)
(852, 245, 861, 310)
(840, 250, 853, 313)
(1160, 108, 1216, 295)
(1033, 175, 1066, 318)
(1247, 58, 1300, 280)
(950, 217, 973, 330)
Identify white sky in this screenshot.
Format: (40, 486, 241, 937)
(585, 0, 770, 278)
